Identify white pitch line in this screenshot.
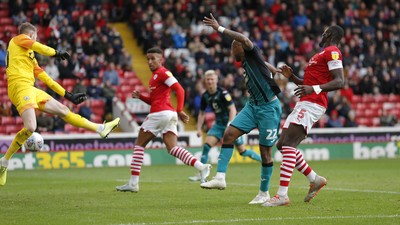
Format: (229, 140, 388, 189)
(228, 182, 400, 195)
(116, 214, 400, 225)
(115, 180, 400, 195)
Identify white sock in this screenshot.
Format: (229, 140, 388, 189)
(307, 171, 317, 182)
(194, 161, 204, 170)
(129, 175, 139, 185)
(96, 124, 105, 133)
(1, 157, 8, 167)
(215, 172, 225, 180)
(277, 186, 288, 196)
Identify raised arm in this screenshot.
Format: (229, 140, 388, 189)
(203, 13, 253, 50)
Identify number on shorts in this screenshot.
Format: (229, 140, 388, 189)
(297, 109, 307, 121)
(266, 129, 277, 140)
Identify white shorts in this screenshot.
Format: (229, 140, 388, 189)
(283, 101, 326, 134)
(141, 110, 178, 136)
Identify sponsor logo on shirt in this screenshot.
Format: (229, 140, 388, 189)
(331, 51, 339, 60)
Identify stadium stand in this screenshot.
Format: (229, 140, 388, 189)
(123, 0, 400, 128)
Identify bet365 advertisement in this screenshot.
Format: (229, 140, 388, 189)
(1, 128, 399, 170)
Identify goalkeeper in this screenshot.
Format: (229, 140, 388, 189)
(0, 22, 120, 186)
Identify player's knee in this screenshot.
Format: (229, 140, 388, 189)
(25, 123, 37, 133)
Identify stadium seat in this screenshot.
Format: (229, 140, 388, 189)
(1, 116, 16, 125)
(352, 95, 362, 103)
(0, 2, 8, 9)
(374, 94, 388, 103)
(355, 117, 373, 127)
(91, 114, 103, 123)
(0, 10, 8, 17)
(0, 18, 12, 25)
(123, 71, 137, 79)
(92, 107, 105, 117)
(388, 94, 400, 103)
(5, 125, 22, 134)
(90, 99, 105, 108)
(64, 124, 79, 133)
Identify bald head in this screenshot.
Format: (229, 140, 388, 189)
(231, 40, 244, 62)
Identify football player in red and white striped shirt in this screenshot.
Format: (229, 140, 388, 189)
(263, 25, 345, 206)
(116, 47, 211, 192)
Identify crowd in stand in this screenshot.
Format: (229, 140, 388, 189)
(122, 0, 400, 127)
(1, 0, 133, 133)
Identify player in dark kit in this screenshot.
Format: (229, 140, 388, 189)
(188, 69, 261, 183)
(201, 14, 283, 205)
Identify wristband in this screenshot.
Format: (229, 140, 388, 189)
(312, 85, 322, 94)
(217, 26, 226, 33)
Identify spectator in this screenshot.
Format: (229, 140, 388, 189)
(58, 60, 75, 79)
(78, 99, 93, 120)
(102, 80, 116, 115)
(0, 41, 6, 67)
(103, 62, 120, 86)
(72, 79, 87, 95)
(36, 111, 54, 133)
(44, 58, 60, 80)
(326, 110, 343, 128)
(87, 78, 103, 99)
(380, 109, 398, 127)
(344, 110, 358, 127)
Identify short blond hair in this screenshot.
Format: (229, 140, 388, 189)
(204, 69, 217, 77)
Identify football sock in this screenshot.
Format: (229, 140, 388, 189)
(200, 143, 211, 164)
(215, 172, 226, 180)
(277, 146, 297, 196)
(295, 149, 316, 182)
(62, 111, 99, 132)
(130, 145, 144, 176)
(240, 149, 261, 162)
(5, 128, 32, 160)
(216, 144, 234, 173)
(170, 146, 199, 168)
(260, 162, 273, 192)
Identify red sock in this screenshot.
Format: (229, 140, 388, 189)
(130, 145, 144, 176)
(169, 146, 197, 166)
(279, 146, 297, 187)
(295, 149, 312, 176)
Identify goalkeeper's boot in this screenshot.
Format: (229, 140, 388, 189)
(304, 175, 327, 202)
(200, 177, 226, 190)
(199, 164, 211, 183)
(262, 194, 290, 207)
(0, 157, 7, 186)
(116, 183, 139, 192)
(99, 117, 121, 138)
(188, 173, 201, 182)
(249, 190, 270, 204)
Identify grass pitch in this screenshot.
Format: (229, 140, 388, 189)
(1, 158, 399, 225)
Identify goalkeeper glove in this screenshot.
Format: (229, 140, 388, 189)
(54, 50, 71, 60)
(64, 91, 87, 105)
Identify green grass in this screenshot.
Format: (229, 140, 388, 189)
(1, 158, 399, 225)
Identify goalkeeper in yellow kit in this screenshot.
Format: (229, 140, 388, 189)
(0, 22, 120, 186)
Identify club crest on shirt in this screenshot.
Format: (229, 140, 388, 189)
(24, 96, 30, 101)
(331, 51, 339, 60)
(225, 93, 232, 101)
(153, 74, 158, 80)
